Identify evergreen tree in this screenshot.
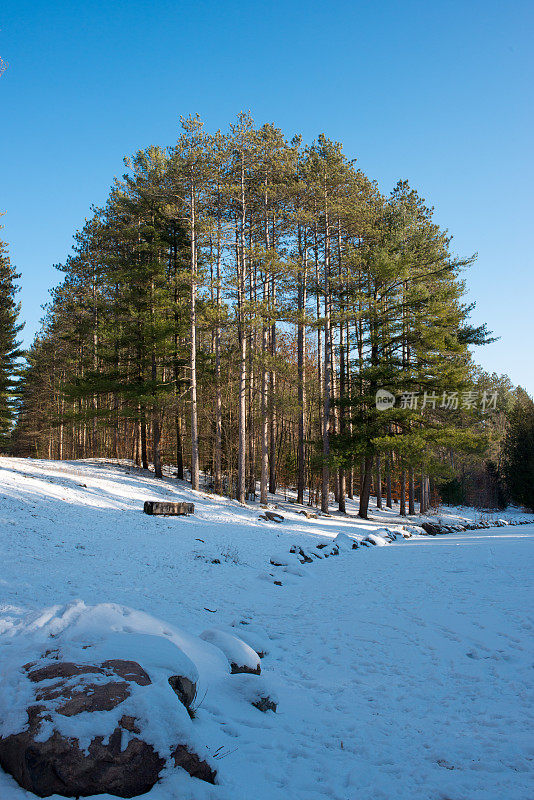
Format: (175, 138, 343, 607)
(0, 227, 23, 447)
(502, 390, 534, 511)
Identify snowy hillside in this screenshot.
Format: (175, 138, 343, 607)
(0, 457, 533, 800)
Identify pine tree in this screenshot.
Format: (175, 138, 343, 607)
(502, 390, 534, 511)
(0, 227, 23, 448)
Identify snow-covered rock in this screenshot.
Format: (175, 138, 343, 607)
(333, 532, 357, 550)
(230, 673, 279, 713)
(270, 551, 291, 566)
(230, 624, 271, 659)
(363, 532, 388, 546)
(200, 628, 261, 675)
(0, 603, 218, 797)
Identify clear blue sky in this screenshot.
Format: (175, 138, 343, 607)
(1, 0, 533, 392)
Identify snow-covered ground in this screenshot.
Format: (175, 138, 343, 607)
(0, 457, 533, 800)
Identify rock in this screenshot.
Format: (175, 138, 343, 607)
(0, 723, 165, 798)
(0, 657, 214, 798)
(168, 675, 197, 712)
(421, 521, 441, 536)
(297, 547, 313, 563)
(200, 629, 261, 675)
(143, 501, 194, 516)
(333, 534, 353, 551)
(172, 745, 216, 783)
(264, 511, 284, 523)
(230, 625, 270, 659)
(363, 533, 388, 546)
(252, 696, 277, 713)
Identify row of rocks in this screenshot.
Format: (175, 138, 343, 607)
(269, 527, 411, 576)
(419, 517, 531, 536)
(267, 513, 532, 579)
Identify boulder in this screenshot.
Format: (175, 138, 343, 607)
(421, 521, 441, 536)
(0, 657, 214, 798)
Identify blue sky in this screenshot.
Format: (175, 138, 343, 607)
(1, 0, 533, 393)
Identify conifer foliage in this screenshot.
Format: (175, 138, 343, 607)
(0, 226, 23, 447)
(12, 114, 495, 514)
(502, 390, 534, 511)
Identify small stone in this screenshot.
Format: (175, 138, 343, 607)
(252, 696, 277, 713)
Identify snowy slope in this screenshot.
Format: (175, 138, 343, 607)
(0, 457, 533, 800)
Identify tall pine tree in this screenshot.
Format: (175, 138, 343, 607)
(0, 226, 23, 448)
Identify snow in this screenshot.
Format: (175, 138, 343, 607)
(1, 456, 533, 799)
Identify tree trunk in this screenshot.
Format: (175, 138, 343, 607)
(408, 466, 415, 515)
(247, 258, 256, 500)
(214, 199, 222, 495)
(236, 155, 247, 505)
(400, 468, 406, 516)
(321, 190, 331, 514)
(386, 455, 393, 508)
(175, 414, 184, 479)
(358, 456, 374, 519)
(153, 414, 163, 479)
(190, 181, 200, 491)
(297, 231, 307, 505)
(260, 311, 269, 504)
(260, 177, 271, 505)
(269, 277, 277, 495)
(141, 415, 148, 470)
(376, 454, 382, 509)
